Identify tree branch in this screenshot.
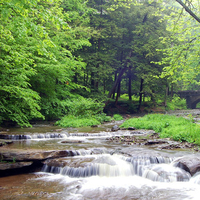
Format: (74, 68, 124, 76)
(175, 0, 200, 23)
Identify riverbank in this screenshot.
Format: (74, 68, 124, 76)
(1, 110, 200, 177)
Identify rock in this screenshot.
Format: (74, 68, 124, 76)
(111, 125, 120, 131)
(0, 128, 9, 132)
(0, 150, 80, 162)
(0, 140, 13, 146)
(128, 127, 136, 130)
(173, 156, 200, 176)
(61, 140, 82, 143)
(44, 157, 95, 168)
(130, 131, 144, 135)
(53, 129, 63, 132)
(144, 164, 191, 182)
(91, 125, 98, 127)
(144, 140, 168, 145)
(0, 162, 33, 170)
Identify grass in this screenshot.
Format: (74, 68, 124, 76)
(120, 114, 200, 145)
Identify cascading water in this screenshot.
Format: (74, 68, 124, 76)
(38, 153, 200, 200)
(42, 154, 191, 183)
(1, 121, 200, 200)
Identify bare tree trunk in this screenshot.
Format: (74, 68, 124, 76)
(112, 71, 117, 99)
(115, 79, 121, 105)
(107, 67, 127, 98)
(138, 78, 144, 111)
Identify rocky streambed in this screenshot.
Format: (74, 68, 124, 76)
(1, 115, 200, 199)
(107, 129, 198, 150)
(0, 123, 200, 177)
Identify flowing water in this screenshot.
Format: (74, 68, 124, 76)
(1, 120, 200, 200)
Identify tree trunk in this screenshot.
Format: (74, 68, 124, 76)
(164, 86, 169, 109)
(107, 67, 127, 98)
(115, 79, 121, 105)
(112, 71, 117, 99)
(171, 84, 173, 97)
(91, 72, 95, 91)
(103, 79, 106, 94)
(95, 81, 99, 92)
(128, 66, 132, 101)
(138, 78, 144, 111)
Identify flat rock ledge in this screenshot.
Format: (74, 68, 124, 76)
(0, 140, 13, 147)
(0, 149, 80, 177)
(0, 149, 80, 162)
(0, 162, 33, 170)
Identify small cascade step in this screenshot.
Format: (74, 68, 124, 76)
(0, 132, 68, 140)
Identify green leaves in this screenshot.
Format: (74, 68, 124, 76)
(151, 0, 200, 89)
(0, 0, 92, 126)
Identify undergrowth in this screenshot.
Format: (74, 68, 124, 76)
(120, 114, 200, 145)
(113, 114, 124, 121)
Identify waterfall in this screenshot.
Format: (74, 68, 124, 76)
(41, 154, 191, 183)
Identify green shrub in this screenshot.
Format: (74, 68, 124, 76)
(113, 114, 123, 121)
(120, 114, 200, 145)
(166, 95, 187, 110)
(64, 97, 103, 117)
(55, 97, 112, 127)
(55, 115, 101, 127)
(94, 113, 112, 123)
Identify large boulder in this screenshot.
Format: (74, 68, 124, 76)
(111, 125, 120, 131)
(173, 156, 200, 176)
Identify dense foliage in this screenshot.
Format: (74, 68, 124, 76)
(0, 0, 199, 127)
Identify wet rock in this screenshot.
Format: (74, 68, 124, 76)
(111, 125, 120, 131)
(53, 129, 63, 132)
(44, 157, 95, 168)
(0, 162, 33, 170)
(144, 140, 168, 145)
(0, 140, 13, 146)
(61, 140, 82, 144)
(143, 164, 191, 182)
(160, 144, 181, 150)
(128, 127, 136, 130)
(0, 128, 9, 132)
(173, 156, 200, 176)
(0, 150, 80, 162)
(130, 131, 145, 135)
(91, 125, 98, 127)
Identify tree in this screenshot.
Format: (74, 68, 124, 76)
(0, 0, 92, 126)
(103, 1, 168, 108)
(154, 0, 200, 90)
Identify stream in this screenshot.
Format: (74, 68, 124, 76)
(1, 118, 200, 200)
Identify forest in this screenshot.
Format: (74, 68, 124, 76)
(0, 0, 200, 127)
